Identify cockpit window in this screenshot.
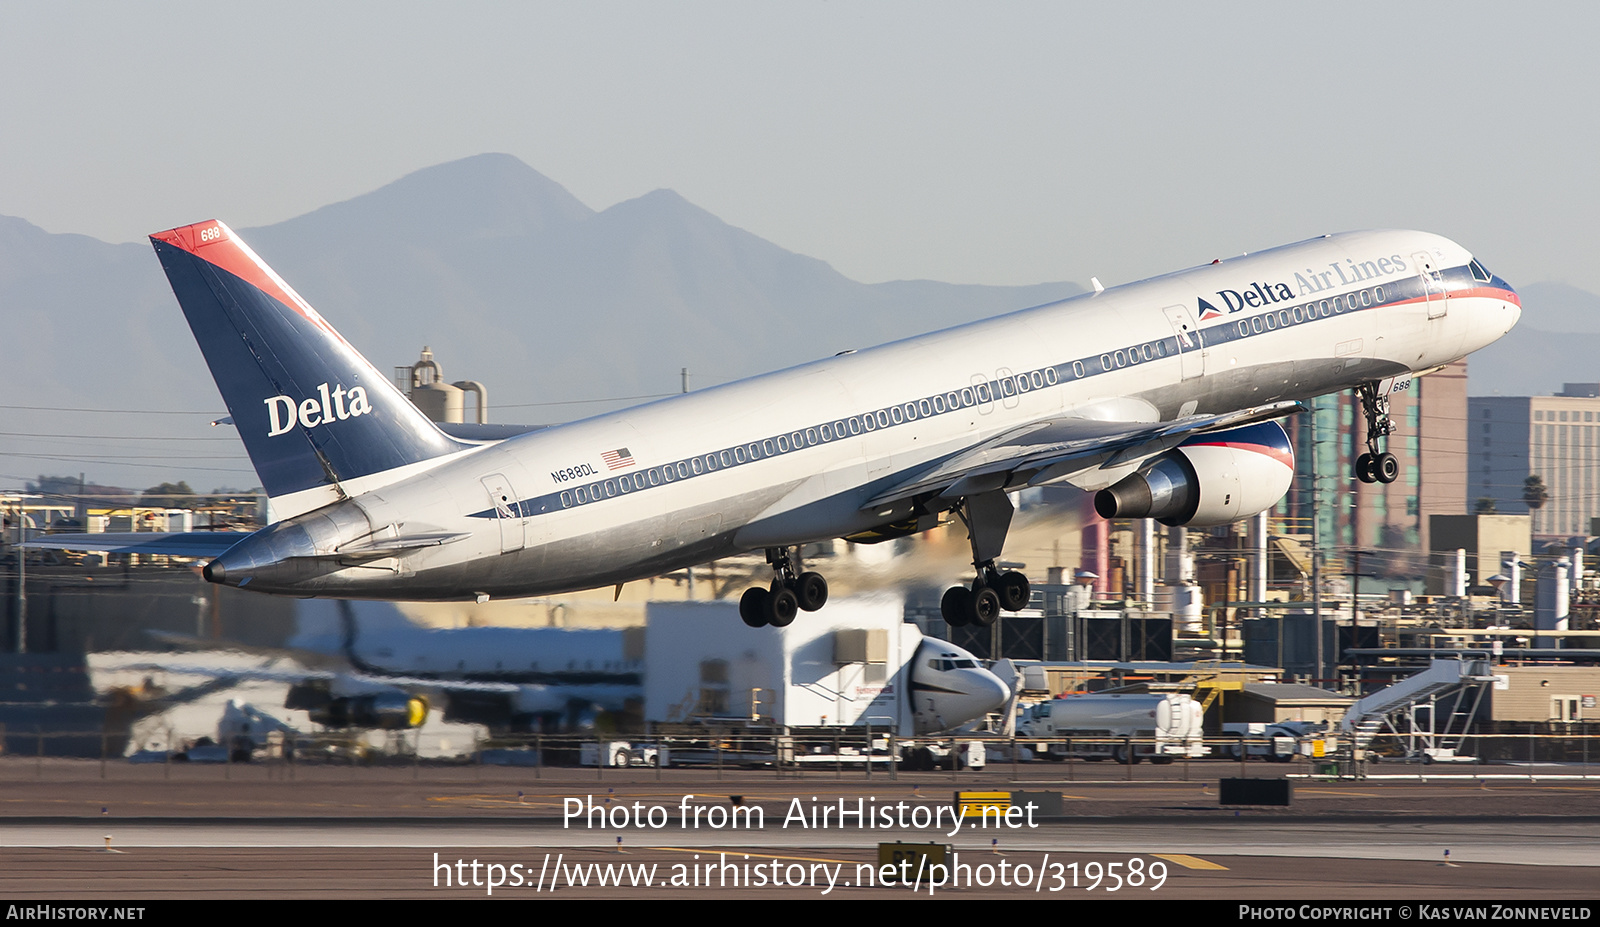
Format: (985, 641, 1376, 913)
(1469, 259, 1491, 283)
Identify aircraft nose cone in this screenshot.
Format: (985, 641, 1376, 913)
(969, 670, 1012, 716)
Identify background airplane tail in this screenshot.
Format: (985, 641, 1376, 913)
(151, 220, 465, 516)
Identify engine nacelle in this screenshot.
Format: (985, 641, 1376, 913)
(289, 682, 429, 730)
(1093, 421, 1294, 527)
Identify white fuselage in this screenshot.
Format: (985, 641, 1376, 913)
(214, 230, 1519, 599)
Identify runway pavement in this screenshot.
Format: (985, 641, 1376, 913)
(2, 761, 1597, 899)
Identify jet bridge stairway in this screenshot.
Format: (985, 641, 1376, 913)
(1338, 658, 1497, 762)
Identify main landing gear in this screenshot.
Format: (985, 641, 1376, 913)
(940, 491, 1031, 628)
(739, 547, 828, 628)
(1354, 381, 1400, 485)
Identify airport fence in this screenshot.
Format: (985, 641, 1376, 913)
(2, 729, 1599, 782)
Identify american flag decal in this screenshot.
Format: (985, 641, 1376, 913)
(602, 447, 635, 470)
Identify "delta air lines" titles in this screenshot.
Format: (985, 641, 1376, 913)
(1198, 253, 1411, 317)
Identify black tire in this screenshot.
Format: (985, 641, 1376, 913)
(1376, 452, 1399, 484)
(998, 571, 1030, 611)
(765, 587, 799, 627)
(795, 572, 829, 612)
(941, 586, 972, 627)
(739, 587, 769, 627)
(968, 586, 1001, 626)
(1355, 452, 1377, 483)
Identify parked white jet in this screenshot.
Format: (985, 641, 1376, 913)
(35, 222, 1519, 630)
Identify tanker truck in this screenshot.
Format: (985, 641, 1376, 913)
(1017, 693, 1207, 764)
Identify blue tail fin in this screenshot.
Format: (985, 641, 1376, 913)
(151, 220, 465, 517)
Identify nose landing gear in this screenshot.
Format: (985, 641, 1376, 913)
(1354, 381, 1400, 484)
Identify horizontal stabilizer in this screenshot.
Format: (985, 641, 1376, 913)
(23, 531, 251, 558)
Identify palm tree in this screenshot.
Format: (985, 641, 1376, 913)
(1522, 475, 1550, 511)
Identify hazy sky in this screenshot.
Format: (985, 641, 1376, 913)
(3, 2, 1597, 293)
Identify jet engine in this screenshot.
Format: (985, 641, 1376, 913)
(287, 682, 429, 730)
(1093, 421, 1294, 527)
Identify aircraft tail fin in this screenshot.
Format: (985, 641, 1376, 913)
(150, 220, 466, 519)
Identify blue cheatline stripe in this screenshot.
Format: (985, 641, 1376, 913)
(469, 265, 1498, 523)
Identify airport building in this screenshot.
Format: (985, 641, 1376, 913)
(1470, 385, 1600, 538)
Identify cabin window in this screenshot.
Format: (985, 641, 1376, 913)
(777, 435, 790, 452)
(1237, 321, 1249, 337)
(560, 491, 572, 508)
(806, 427, 818, 445)
(633, 473, 645, 489)
(1071, 361, 1084, 378)
(1360, 289, 1372, 307)
(863, 414, 876, 431)
(820, 424, 833, 441)
(575, 487, 588, 503)
(962, 387, 977, 406)
(877, 409, 891, 427)
(1140, 344, 1153, 361)
(734, 446, 747, 463)
(1292, 306, 1304, 323)
(792, 431, 804, 447)
(1045, 367, 1059, 385)
(932, 395, 946, 413)
(919, 398, 932, 416)
(849, 417, 862, 435)
(1373, 287, 1385, 303)
(764, 439, 775, 455)
(676, 461, 690, 478)
(902, 403, 916, 421)
(976, 383, 992, 403)
(1099, 353, 1112, 371)
(648, 469, 660, 486)
(890, 406, 904, 424)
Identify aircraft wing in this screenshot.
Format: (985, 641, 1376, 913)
(866, 400, 1302, 507)
(22, 531, 251, 557)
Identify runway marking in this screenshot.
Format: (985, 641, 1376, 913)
(652, 847, 856, 865)
(1151, 853, 1228, 870)
(1296, 789, 1383, 798)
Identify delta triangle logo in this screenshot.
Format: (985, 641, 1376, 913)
(1197, 297, 1223, 321)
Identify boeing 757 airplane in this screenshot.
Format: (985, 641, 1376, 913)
(34, 222, 1520, 629)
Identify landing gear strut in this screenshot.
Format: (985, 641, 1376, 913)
(738, 547, 828, 628)
(940, 491, 1031, 628)
(1354, 382, 1400, 484)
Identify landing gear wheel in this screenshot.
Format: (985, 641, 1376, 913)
(941, 586, 972, 627)
(739, 587, 770, 627)
(764, 586, 798, 628)
(997, 571, 1031, 611)
(967, 585, 1001, 627)
(1355, 452, 1378, 484)
(1375, 452, 1399, 484)
(794, 572, 829, 612)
